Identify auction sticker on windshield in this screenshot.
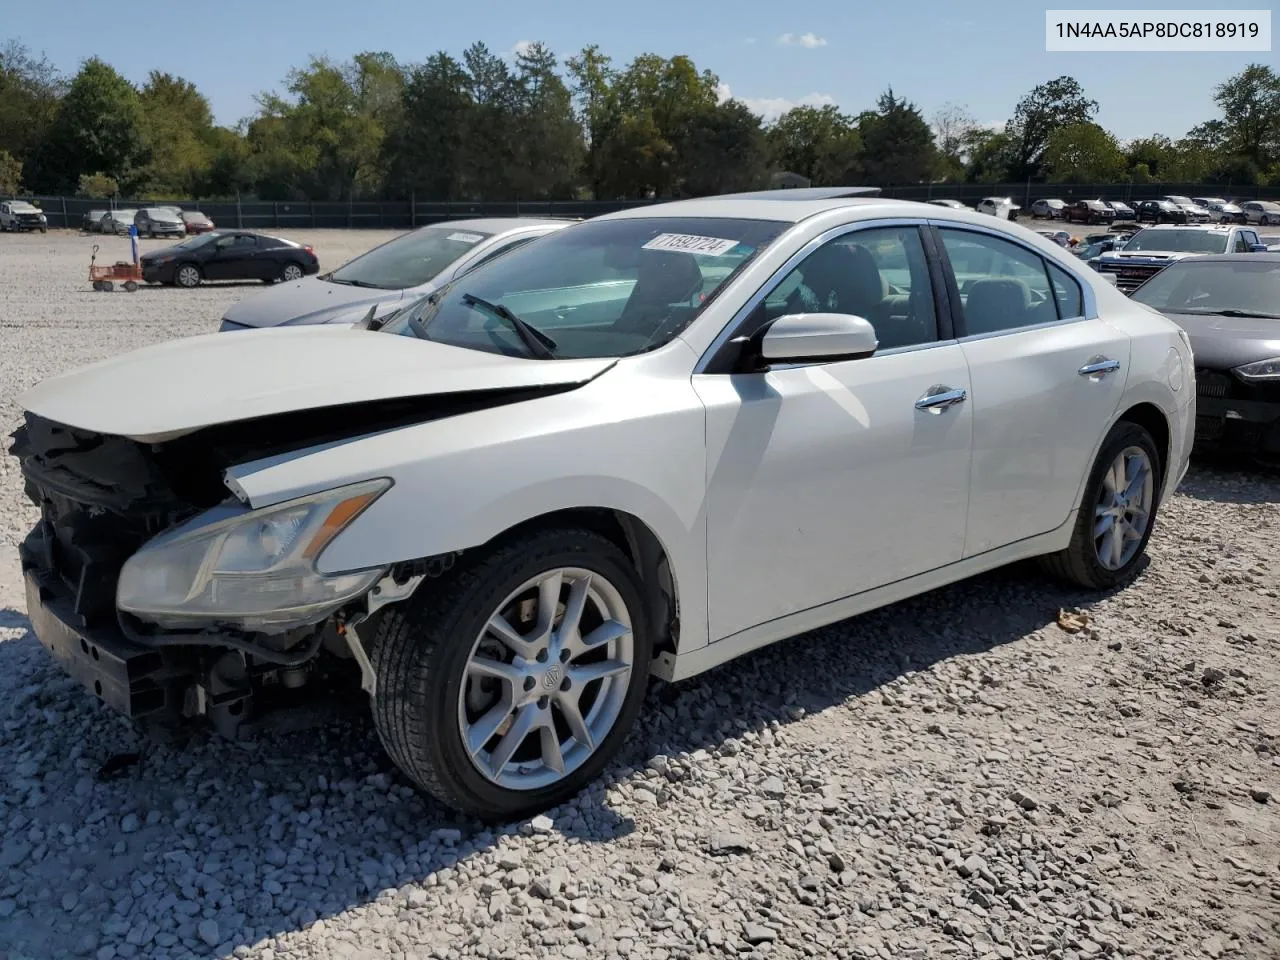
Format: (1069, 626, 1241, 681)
(642, 233, 740, 256)
(447, 232, 485, 243)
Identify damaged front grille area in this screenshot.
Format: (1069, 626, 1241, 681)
(11, 414, 210, 626)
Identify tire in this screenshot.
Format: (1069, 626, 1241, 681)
(123, 281, 138, 293)
(101, 280, 114, 293)
(279, 262, 304, 282)
(92, 280, 104, 292)
(175, 263, 201, 288)
(369, 527, 653, 821)
(1039, 420, 1163, 590)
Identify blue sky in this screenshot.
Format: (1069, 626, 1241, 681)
(7, 0, 1274, 141)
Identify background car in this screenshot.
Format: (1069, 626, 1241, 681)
(1163, 195, 1212, 223)
(1135, 200, 1188, 224)
(1031, 199, 1066, 219)
(1258, 233, 1280, 251)
(134, 207, 186, 238)
(220, 217, 569, 330)
(1063, 200, 1114, 225)
(1242, 201, 1280, 225)
(1204, 201, 1245, 223)
(1093, 224, 1266, 291)
(0, 200, 48, 232)
(81, 208, 108, 232)
(1105, 200, 1137, 221)
(927, 199, 968, 209)
(181, 210, 215, 234)
(98, 209, 139, 235)
(140, 230, 319, 287)
(976, 197, 1019, 220)
(1129, 254, 1280, 458)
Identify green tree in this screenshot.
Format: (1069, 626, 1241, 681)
(673, 99, 768, 197)
(33, 58, 146, 193)
(1211, 64, 1280, 169)
(0, 150, 22, 194)
(858, 88, 936, 185)
(138, 72, 216, 196)
(1005, 76, 1098, 180)
(931, 102, 978, 181)
(76, 172, 118, 198)
(509, 43, 584, 199)
(766, 105, 861, 184)
(1124, 135, 1176, 179)
(382, 53, 472, 200)
(565, 45, 618, 199)
(0, 41, 64, 174)
(963, 129, 1015, 182)
(1044, 122, 1125, 182)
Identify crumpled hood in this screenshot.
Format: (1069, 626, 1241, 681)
(221, 275, 423, 328)
(19, 326, 615, 442)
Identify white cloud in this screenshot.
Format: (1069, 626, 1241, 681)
(508, 40, 535, 58)
(777, 32, 828, 48)
(738, 93, 838, 122)
(716, 83, 733, 104)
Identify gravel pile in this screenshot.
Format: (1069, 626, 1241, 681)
(1, 232, 1277, 960)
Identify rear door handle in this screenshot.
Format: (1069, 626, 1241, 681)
(1079, 358, 1121, 377)
(915, 386, 967, 413)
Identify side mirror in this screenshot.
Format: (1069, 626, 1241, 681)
(1249, 243, 1268, 253)
(758, 313, 878, 365)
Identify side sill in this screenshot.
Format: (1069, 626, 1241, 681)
(651, 514, 1076, 683)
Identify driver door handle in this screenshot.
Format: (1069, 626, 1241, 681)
(915, 386, 967, 413)
(1078, 358, 1121, 377)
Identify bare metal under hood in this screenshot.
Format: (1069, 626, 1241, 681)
(19, 326, 616, 442)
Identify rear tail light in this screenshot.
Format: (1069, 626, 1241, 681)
(304, 245, 315, 256)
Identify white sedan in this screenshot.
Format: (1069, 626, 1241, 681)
(13, 193, 1195, 820)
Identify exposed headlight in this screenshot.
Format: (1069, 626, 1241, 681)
(1233, 357, 1280, 381)
(117, 478, 391, 633)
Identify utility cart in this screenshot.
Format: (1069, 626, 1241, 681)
(89, 244, 142, 292)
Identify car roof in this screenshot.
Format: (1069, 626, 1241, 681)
(597, 195, 1045, 228)
(422, 217, 572, 234)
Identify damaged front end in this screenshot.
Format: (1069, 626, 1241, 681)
(12, 411, 432, 739)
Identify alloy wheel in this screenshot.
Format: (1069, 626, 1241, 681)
(281, 264, 304, 281)
(177, 265, 200, 288)
(1093, 446, 1154, 570)
(457, 567, 634, 792)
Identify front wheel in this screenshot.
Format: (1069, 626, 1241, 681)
(370, 528, 652, 821)
(1039, 420, 1162, 589)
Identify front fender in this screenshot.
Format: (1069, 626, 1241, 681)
(224, 355, 712, 651)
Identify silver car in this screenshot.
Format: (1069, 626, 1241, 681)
(220, 218, 572, 330)
(99, 210, 139, 235)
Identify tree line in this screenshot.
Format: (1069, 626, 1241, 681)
(1, 38, 1278, 202)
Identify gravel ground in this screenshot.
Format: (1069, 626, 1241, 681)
(1, 231, 1278, 960)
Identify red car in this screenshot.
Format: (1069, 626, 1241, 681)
(181, 211, 215, 234)
(1063, 200, 1115, 225)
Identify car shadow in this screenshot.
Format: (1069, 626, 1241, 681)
(1180, 453, 1280, 504)
(0, 553, 1123, 958)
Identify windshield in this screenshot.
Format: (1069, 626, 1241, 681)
(1166, 196, 1193, 206)
(182, 211, 209, 221)
(328, 224, 496, 289)
(12, 202, 37, 212)
(174, 233, 217, 250)
(381, 216, 786, 359)
(1121, 230, 1229, 254)
(145, 208, 178, 219)
(1131, 259, 1280, 317)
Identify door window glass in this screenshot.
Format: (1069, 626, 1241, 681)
(939, 229, 1060, 335)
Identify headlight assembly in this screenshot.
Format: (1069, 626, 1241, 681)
(1233, 357, 1280, 381)
(117, 478, 391, 633)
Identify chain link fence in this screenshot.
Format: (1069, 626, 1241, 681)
(5, 184, 1279, 230)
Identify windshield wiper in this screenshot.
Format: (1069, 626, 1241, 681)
(324, 276, 383, 288)
(461, 293, 557, 359)
(1181, 308, 1280, 320)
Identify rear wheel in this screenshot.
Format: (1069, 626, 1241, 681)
(175, 263, 201, 288)
(279, 262, 304, 282)
(123, 281, 138, 293)
(1040, 421, 1162, 589)
(369, 528, 652, 821)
